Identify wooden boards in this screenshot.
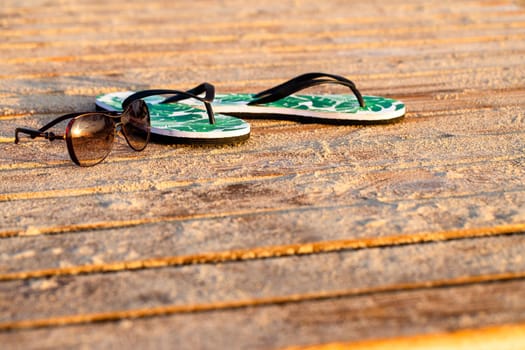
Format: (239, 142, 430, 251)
(0, 0, 524, 348)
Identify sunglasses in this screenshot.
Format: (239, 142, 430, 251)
(14, 99, 150, 167)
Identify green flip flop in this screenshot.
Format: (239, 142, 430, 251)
(95, 83, 250, 144)
(166, 73, 405, 124)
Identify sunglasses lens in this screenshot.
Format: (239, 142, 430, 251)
(121, 100, 150, 151)
(68, 114, 114, 166)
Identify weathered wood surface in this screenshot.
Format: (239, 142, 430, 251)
(0, 0, 524, 349)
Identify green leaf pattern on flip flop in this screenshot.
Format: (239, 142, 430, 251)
(97, 93, 250, 134)
(213, 93, 404, 114)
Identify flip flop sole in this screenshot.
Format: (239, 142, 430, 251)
(96, 92, 251, 144)
(208, 93, 406, 123)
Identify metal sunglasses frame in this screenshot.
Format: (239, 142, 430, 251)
(14, 99, 151, 166)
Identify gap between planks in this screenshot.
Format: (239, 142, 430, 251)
(1, 268, 525, 331)
(0, 223, 523, 281)
(2, 5, 520, 33)
(4, 33, 525, 65)
(2, 21, 525, 50)
(1, 60, 523, 83)
(0, 153, 522, 200)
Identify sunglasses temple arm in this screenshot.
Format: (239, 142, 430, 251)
(38, 112, 84, 132)
(13, 112, 82, 144)
(14, 127, 64, 144)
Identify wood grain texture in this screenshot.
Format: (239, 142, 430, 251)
(0, 0, 524, 348)
(1, 279, 525, 349)
(1, 234, 525, 323)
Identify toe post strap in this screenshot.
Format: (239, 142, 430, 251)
(122, 83, 217, 124)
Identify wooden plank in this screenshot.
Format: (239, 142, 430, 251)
(1, 206, 524, 279)
(1, 234, 525, 322)
(2, 114, 524, 228)
(1, 279, 525, 349)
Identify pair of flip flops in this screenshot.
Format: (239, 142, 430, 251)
(95, 73, 406, 144)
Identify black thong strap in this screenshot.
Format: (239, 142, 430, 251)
(162, 82, 215, 104)
(247, 72, 365, 107)
(122, 82, 216, 124)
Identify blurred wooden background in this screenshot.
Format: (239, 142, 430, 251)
(0, 0, 524, 348)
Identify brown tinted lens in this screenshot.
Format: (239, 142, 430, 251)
(121, 100, 150, 151)
(68, 114, 114, 166)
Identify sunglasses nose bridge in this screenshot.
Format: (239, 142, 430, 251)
(117, 110, 150, 152)
(116, 120, 136, 149)
(113, 121, 124, 136)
